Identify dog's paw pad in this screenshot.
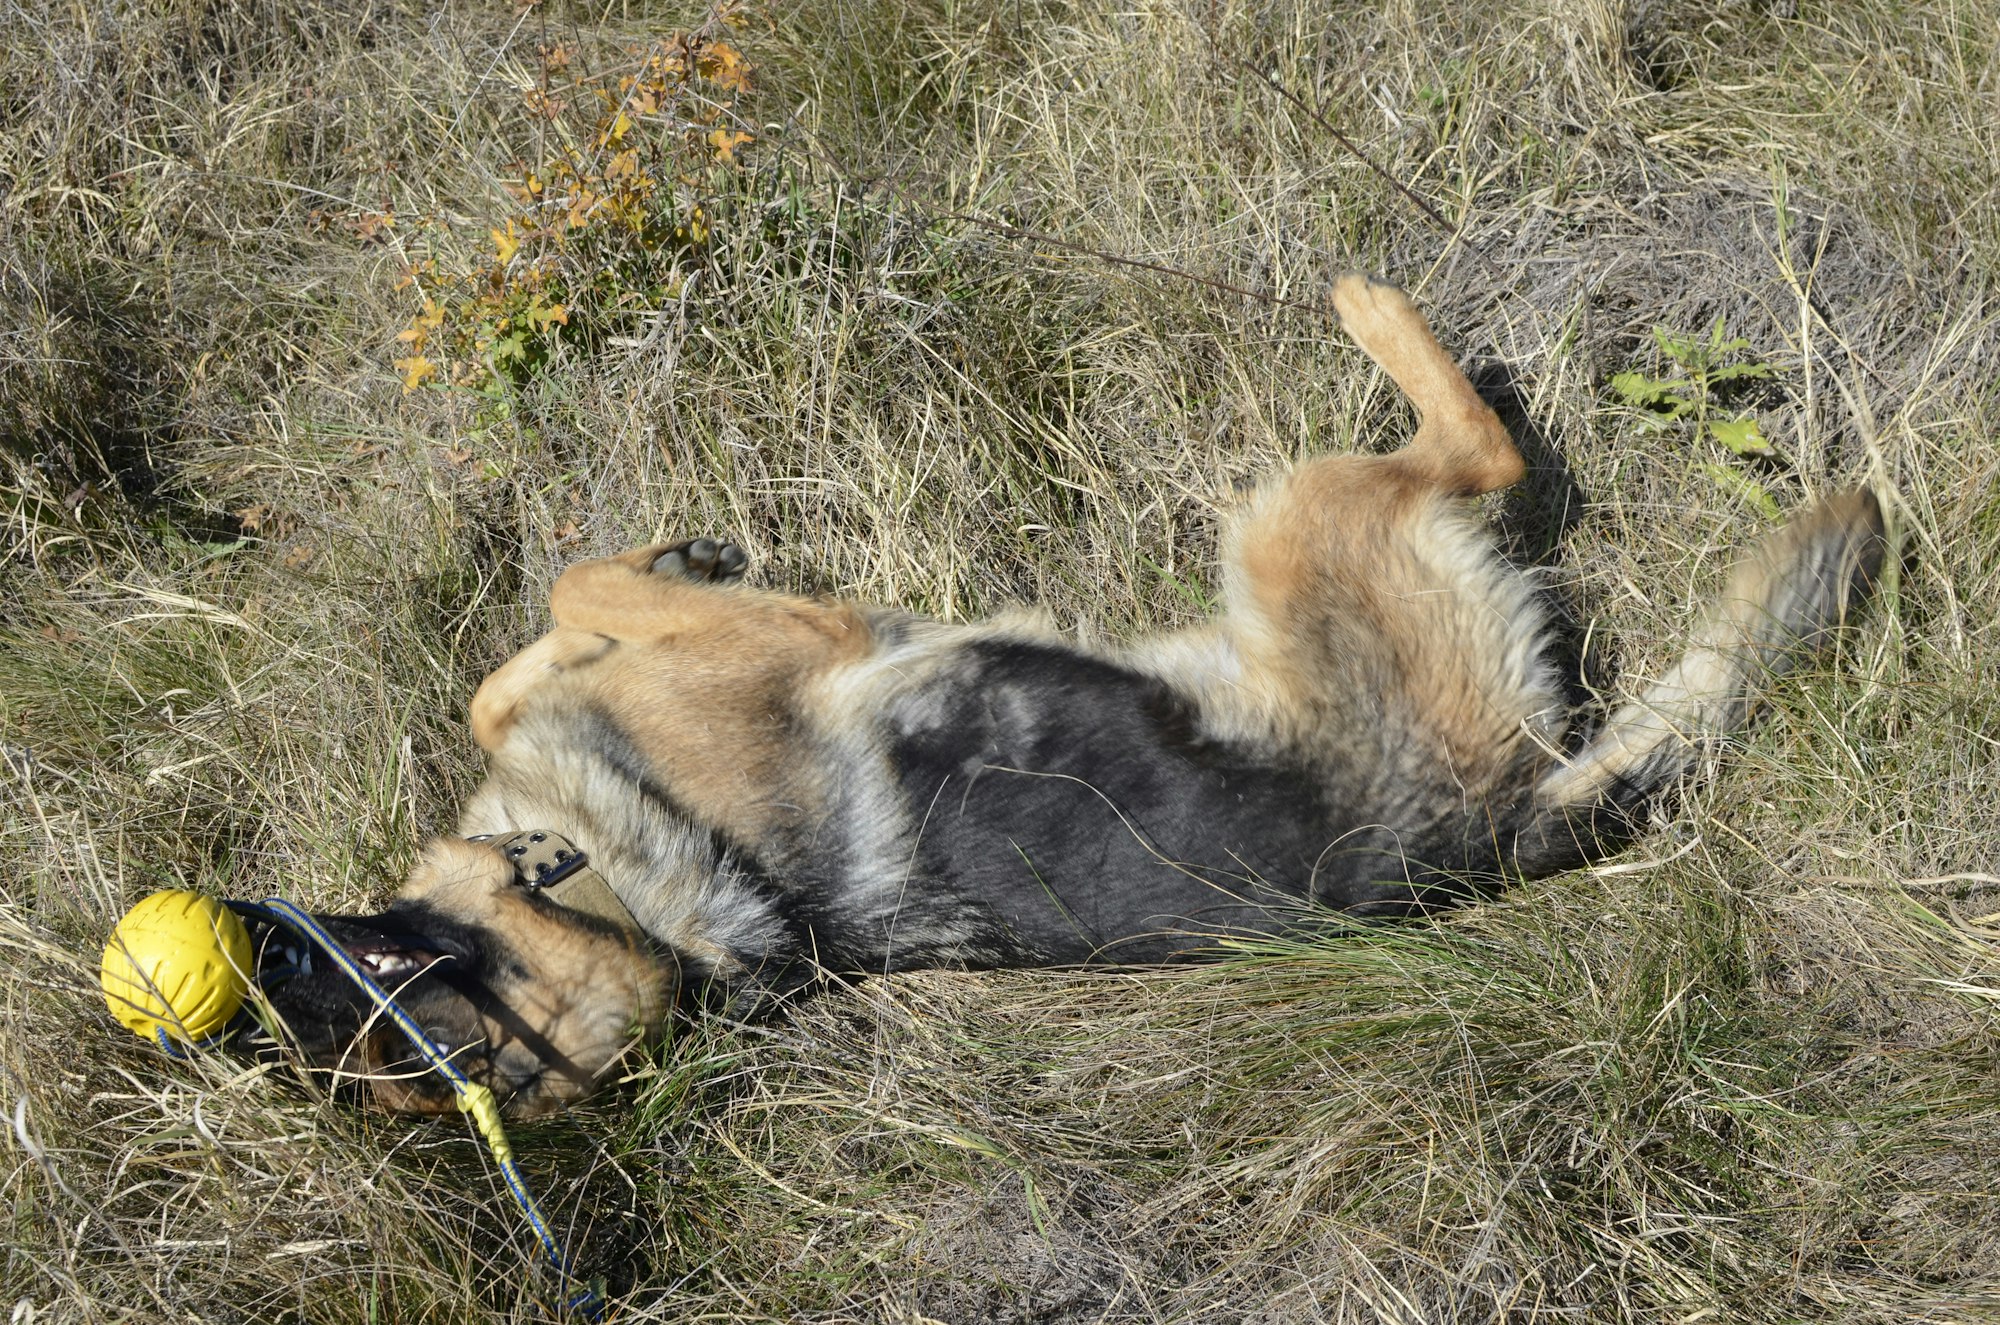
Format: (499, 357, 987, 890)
(651, 538, 749, 583)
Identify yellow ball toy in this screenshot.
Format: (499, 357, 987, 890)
(100, 891, 253, 1044)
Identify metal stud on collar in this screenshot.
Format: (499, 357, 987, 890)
(473, 831, 593, 891)
(464, 830, 649, 940)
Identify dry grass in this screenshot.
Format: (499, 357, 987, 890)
(3, 0, 1999, 1320)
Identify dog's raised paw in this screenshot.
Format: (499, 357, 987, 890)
(1330, 272, 1419, 346)
(651, 538, 749, 584)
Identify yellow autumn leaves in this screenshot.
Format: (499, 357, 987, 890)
(394, 11, 756, 394)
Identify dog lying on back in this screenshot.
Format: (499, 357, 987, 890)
(251, 275, 1884, 1115)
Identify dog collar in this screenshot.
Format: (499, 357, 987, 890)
(467, 830, 648, 941)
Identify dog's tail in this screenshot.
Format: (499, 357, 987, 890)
(1509, 488, 1886, 876)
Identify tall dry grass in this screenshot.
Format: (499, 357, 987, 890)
(3, 0, 1997, 1320)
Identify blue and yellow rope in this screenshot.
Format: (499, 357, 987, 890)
(242, 898, 604, 1320)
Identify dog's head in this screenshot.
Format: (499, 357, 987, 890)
(251, 838, 675, 1116)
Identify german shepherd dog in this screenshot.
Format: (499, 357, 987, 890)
(251, 275, 1884, 1116)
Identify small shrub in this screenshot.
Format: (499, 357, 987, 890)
(393, 6, 760, 393)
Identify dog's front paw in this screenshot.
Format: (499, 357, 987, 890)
(650, 538, 749, 584)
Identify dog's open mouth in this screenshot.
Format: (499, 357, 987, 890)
(323, 936, 446, 982)
(231, 907, 493, 1106)
(207, 838, 679, 1117)
(242, 911, 464, 986)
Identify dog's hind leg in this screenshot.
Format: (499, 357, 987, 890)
(1161, 275, 1555, 810)
(1326, 272, 1524, 496)
(1224, 276, 1526, 613)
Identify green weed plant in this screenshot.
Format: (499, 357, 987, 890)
(1611, 318, 1782, 517)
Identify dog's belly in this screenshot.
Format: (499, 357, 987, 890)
(874, 639, 1418, 963)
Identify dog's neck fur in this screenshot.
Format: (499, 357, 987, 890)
(456, 706, 794, 988)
